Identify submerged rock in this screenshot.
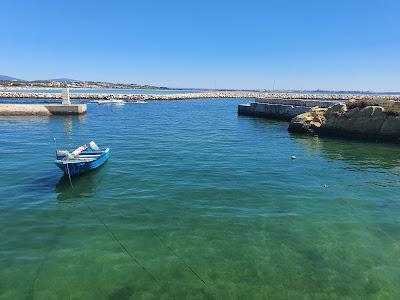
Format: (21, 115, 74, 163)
(288, 100, 400, 142)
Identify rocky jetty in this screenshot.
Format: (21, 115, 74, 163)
(289, 100, 400, 142)
(0, 91, 400, 102)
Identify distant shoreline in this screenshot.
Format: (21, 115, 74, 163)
(0, 86, 399, 96)
(0, 86, 182, 91)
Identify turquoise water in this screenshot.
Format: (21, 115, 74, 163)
(1, 99, 400, 299)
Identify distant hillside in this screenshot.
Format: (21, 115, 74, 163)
(0, 75, 22, 81)
(0, 77, 169, 90)
(41, 78, 79, 83)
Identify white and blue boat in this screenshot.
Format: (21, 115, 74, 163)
(55, 141, 110, 176)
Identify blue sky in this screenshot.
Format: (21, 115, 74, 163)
(1, 0, 399, 91)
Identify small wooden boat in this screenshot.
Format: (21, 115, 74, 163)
(55, 141, 110, 176)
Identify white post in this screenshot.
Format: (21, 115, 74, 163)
(62, 88, 71, 105)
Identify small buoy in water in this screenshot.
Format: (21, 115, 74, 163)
(291, 155, 296, 160)
(323, 184, 329, 188)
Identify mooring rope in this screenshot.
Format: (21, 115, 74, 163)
(149, 227, 207, 286)
(139, 205, 208, 287)
(113, 113, 208, 297)
(27, 183, 170, 298)
(61, 146, 165, 293)
(84, 204, 167, 294)
(91, 201, 214, 298)
(66, 163, 73, 188)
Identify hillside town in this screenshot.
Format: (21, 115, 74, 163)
(0, 78, 168, 90)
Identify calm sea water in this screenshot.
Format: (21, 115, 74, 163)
(0, 99, 400, 299)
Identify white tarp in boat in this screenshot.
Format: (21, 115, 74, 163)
(71, 144, 87, 156)
(89, 141, 99, 151)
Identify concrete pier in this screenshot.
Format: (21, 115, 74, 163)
(0, 104, 87, 116)
(238, 99, 338, 120)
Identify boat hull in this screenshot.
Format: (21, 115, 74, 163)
(55, 149, 110, 176)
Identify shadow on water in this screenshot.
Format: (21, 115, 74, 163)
(291, 133, 400, 169)
(238, 114, 290, 126)
(237, 115, 290, 136)
(28, 173, 63, 194)
(55, 167, 105, 203)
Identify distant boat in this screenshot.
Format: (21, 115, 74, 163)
(90, 96, 125, 105)
(55, 141, 110, 176)
(127, 100, 147, 104)
(91, 98, 125, 105)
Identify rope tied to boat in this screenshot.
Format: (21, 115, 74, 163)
(66, 163, 73, 188)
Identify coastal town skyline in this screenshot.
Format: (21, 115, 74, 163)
(1, 75, 400, 94)
(1, 0, 399, 91)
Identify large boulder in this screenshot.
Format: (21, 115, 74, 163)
(288, 107, 326, 134)
(288, 100, 400, 142)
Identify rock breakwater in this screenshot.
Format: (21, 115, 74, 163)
(289, 100, 400, 142)
(1, 91, 400, 102)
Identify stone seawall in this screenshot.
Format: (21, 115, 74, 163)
(1, 91, 399, 101)
(238, 103, 311, 120)
(238, 99, 338, 121)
